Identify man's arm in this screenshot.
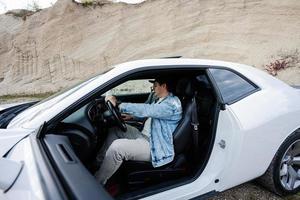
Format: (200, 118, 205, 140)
(119, 102, 180, 120)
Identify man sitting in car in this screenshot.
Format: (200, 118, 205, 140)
(95, 77, 182, 185)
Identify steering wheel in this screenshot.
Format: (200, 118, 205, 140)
(105, 100, 127, 132)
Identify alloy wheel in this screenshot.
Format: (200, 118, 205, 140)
(280, 139, 300, 190)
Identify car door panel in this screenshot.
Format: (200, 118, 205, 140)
(43, 134, 113, 200)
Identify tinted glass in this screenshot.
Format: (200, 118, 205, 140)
(210, 68, 257, 103)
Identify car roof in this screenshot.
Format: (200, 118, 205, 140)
(113, 58, 237, 71)
(112, 58, 292, 90)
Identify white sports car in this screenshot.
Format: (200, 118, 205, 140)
(0, 59, 299, 200)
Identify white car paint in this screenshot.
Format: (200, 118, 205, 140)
(1, 58, 300, 199)
(0, 128, 34, 157)
(0, 136, 47, 200)
(219, 87, 300, 190)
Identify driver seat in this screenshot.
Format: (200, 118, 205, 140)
(121, 78, 195, 190)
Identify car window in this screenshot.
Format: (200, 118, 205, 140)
(106, 79, 152, 96)
(210, 68, 257, 104)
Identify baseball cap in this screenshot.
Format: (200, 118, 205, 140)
(148, 76, 170, 85)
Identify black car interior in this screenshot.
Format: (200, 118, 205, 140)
(44, 69, 218, 199)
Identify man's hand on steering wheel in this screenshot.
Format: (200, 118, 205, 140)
(121, 114, 133, 121)
(105, 96, 117, 107)
(105, 96, 127, 132)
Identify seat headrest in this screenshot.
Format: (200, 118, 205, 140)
(195, 75, 211, 89)
(175, 78, 194, 97)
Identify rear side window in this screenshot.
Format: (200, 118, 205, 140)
(210, 68, 257, 104)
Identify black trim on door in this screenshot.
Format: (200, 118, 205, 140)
(190, 190, 219, 200)
(206, 69, 226, 110)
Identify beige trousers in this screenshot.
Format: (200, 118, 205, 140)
(95, 125, 151, 185)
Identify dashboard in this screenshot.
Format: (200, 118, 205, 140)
(62, 99, 106, 134)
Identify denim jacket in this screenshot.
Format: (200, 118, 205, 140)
(119, 93, 182, 167)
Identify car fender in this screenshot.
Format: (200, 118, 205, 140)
(217, 88, 300, 191)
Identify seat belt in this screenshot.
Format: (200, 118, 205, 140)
(191, 96, 199, 161)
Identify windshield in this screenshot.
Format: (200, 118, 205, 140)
(7, 68, 113, 128)
(33, 76, 100, 108)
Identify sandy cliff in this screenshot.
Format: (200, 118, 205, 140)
(0, 0, 299, 95)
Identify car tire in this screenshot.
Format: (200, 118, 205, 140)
(258, 128, 300, 196)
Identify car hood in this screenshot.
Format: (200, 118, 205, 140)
(0, 128, 34, 157)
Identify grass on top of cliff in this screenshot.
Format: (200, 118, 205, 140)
(0, 93, 55, 104)
(5, 9, 40, 20)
